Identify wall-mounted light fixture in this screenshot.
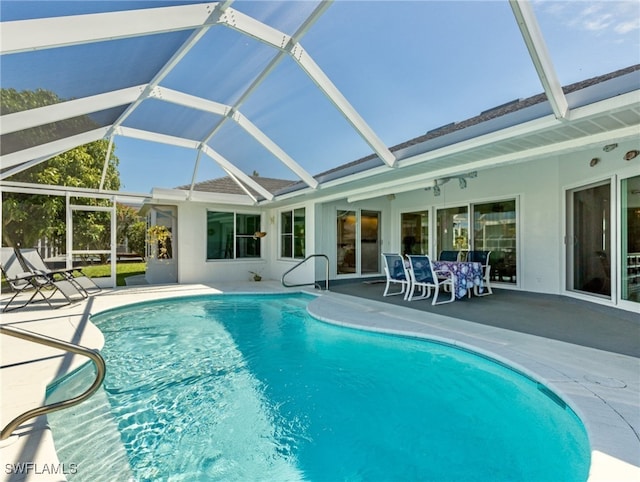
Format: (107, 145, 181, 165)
(425, 171, 477, 196)
(589, 157, 600, 167)
(603, 143, 618, 152)
(624, 150, 639, 161)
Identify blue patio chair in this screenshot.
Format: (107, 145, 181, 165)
(438, 250, 460, 262)
(381, 253, 410, 297)
(406, 254, 455, 305)
(468, 250, 493, 296)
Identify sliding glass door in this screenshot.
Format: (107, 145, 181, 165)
(621, 175, 640, 304)
(473, 200, 517, 284)
(434, 200, 518, 284)
(436, 206, 469, 255)
(566, 181, 611, 298)
(401, 211, 429, 256)
(337, 210, 356, 274)
(336, 209, 380, 275)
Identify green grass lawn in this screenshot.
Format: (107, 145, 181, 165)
(1, 262, 146, 292)
(81, 262, 146, 286)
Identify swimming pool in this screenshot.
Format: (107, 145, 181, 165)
(48, 293, 590, 481)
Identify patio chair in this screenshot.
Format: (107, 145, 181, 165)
(1, 247, 85, 312)
(406, 254, 455, 305)
(381, 253, 410, 298)
(468, 250, 493, 296)
(438, 250, 460, 262)
(17, 248, 100, 296)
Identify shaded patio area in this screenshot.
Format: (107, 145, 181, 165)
(329, 280, 640, 358)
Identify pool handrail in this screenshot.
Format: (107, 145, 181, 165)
(281, 254, 329, 290)
(0, 324, 106, 441)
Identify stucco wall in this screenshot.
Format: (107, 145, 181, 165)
(162, 140, 636, 300)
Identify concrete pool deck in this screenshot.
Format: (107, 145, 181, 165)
(1, 282, 638, 481)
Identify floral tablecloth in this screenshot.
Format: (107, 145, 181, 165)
(432, 261, 484, 299)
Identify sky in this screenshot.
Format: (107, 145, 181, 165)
(2, 0, 639, 194)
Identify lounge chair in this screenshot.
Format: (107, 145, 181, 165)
(17, 248, 100, 296)
(467, 250, 492, 296)
(406, 254, 455, 305)
(1, 247, 85, 312)
(381, 253, 410, 298)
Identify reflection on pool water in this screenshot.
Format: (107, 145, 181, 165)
(48, 293, 590, 481)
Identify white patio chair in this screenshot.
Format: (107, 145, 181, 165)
(381, 253, 410, 297)
(406, 254, 455, 305)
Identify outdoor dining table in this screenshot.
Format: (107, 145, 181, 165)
(432, 260, 485, 299)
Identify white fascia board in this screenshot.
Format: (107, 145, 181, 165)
(567, 90, 640, 121)
(200, 144, 274, 201)
(510, 1, 568, 119)
(151, 87, 229, 116)
(231, 111, 319, 189)
(1, 3, 219, 54)
(291, 43, 397, 168)
(151, 188, 189, 201)
(116, 127, 200, 149)
(343, 123, 640, 203)
(190, 190, 256, 205)
(151, 187, 255, 205)
(1, 86, 146, 135)
(218, 7, 290, 50)
(0, 127, 108, 169)
(401, 92, 640, 170)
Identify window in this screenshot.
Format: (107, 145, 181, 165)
(281, 208, 305, 259)
(207, 211, 261, 260)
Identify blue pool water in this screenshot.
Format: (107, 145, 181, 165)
(49, 293, 590, 481)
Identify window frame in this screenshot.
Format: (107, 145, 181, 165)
(280, 207, 306, 260)
(206, 210, 262, 260)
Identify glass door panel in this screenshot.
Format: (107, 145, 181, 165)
(360, 210, 380, 274)
(401, 211, 428, 256)
(337, 210, 356, 274)
(436, 206, 469, 257)
(473, 200, 517, 284)
(621, 175, 640, 303)
(567, 182, 611, 297)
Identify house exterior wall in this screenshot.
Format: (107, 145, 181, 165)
(162, 139, 636, 311)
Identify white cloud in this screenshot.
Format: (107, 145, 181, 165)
(582, 12, 614, 31)
(537, 1, 639, 36)
(615, 17, 640, 34)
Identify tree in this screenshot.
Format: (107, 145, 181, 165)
(126, 220, 147, 257)
(2, 88, 121, 250)
(2, 141, 120, 250)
